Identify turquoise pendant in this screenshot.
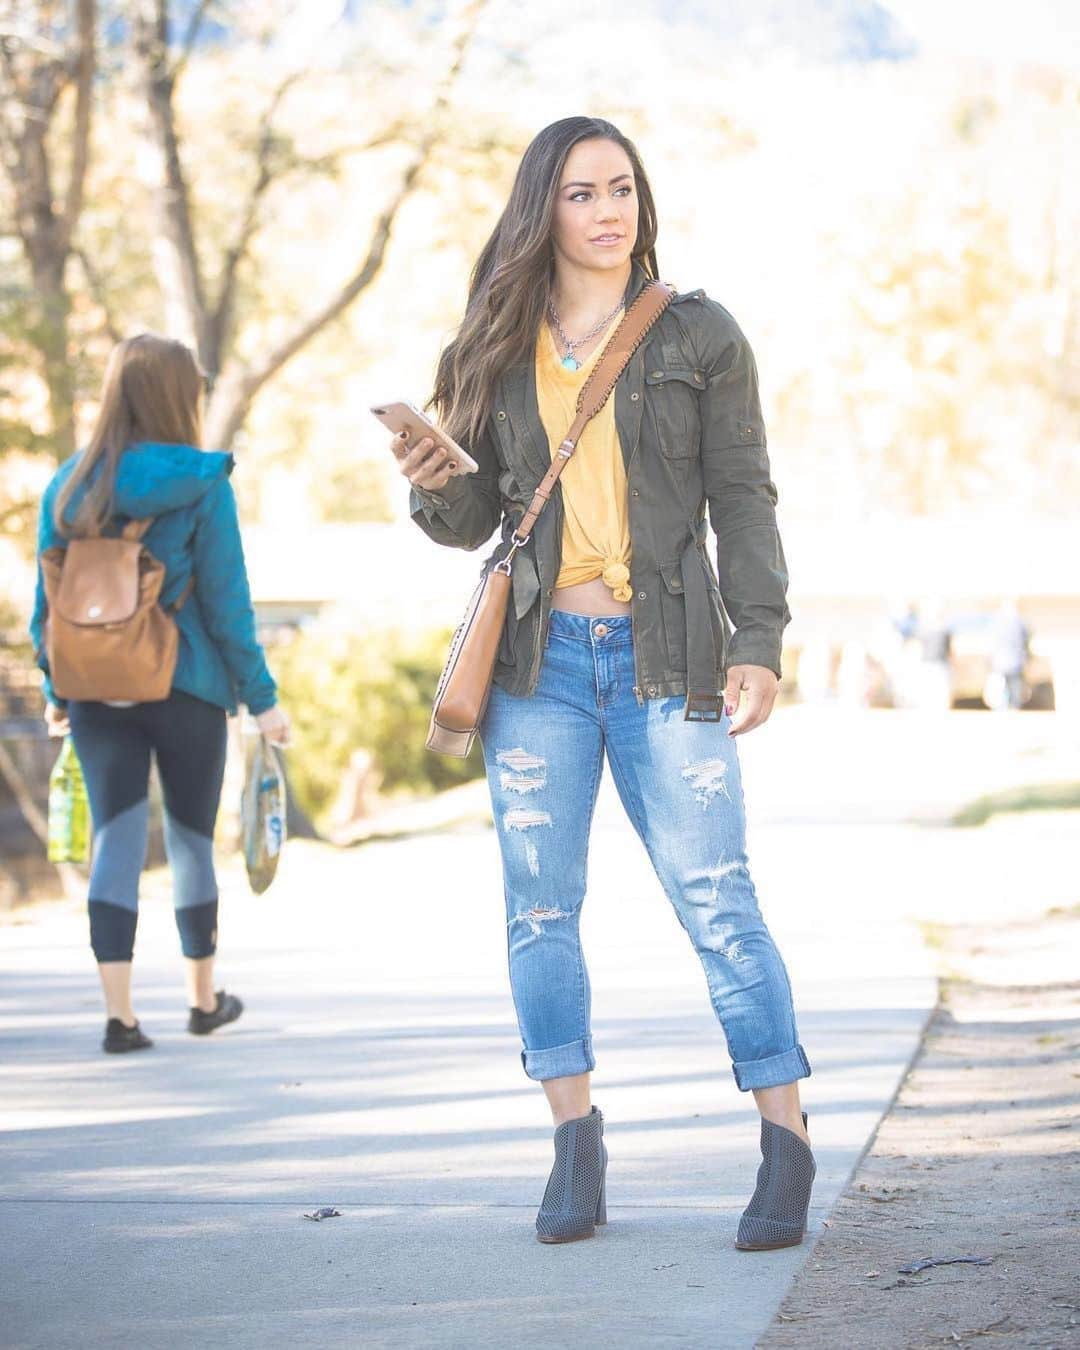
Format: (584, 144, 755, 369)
(560, 354, 580, 371)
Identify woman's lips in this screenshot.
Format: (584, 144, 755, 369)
(589, 234, 625, 247)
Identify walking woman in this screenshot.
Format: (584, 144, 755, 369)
(30, 334, 290, 1054)
(398, 116, 814, 1249)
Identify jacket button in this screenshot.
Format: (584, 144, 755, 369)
(647, 684, 658, 696)
(631, 489, 640, 497)
(651, 370, 663, 378)
(638, 590, 646, 600)
(630, 392, 640, 401)
(497, 410, 507, 420)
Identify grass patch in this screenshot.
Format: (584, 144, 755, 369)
(951, 782, 1080, 828)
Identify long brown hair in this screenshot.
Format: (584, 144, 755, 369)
(53, 333, 205, 538)
(431, 116, 659, 445)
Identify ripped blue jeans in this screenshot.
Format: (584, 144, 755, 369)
(478, 609, 811, 1092)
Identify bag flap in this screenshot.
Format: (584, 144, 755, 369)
(54, 538, 144, 625)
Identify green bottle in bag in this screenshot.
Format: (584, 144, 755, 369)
(47, 735, 90, 864)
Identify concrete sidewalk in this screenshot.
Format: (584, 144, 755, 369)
(0, 730, 937, 1350)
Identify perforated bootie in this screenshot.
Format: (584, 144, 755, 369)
(735, 1111, 816, 1251)
(535, 1105, 608, 1244)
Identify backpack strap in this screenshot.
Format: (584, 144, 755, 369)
(171, 577, 196, 613)
(119, 517, 195, 612)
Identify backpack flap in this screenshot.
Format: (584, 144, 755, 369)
(52, 537, 145, 626)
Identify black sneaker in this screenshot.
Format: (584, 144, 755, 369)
(103, 1018, 154, 1054)
(187, 990, 243, 1036)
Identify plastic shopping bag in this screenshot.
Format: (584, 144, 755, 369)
(241, 734, 286, 894)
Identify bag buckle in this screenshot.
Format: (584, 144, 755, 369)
(494, 529, 530, 575)
(684, 689, 722, 722)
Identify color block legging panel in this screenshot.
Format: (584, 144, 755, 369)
(67, 690, 228, 962)
(478, 610, 810, 1091)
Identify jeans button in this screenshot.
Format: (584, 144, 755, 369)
(593, 623, 609, 637)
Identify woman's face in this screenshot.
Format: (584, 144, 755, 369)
(550, 137, 639, 275)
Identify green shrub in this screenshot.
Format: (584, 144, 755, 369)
(272, 623, 484, 826)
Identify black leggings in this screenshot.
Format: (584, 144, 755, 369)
(67, 690, 228, 963)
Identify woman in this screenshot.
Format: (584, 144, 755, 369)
(398, 116, 814, 1250)
(30, 334, 290, 1055)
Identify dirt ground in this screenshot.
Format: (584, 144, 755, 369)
(761, 905, 1080, 1350)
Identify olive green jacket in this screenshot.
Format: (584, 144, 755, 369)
(409, 260, 790, 720)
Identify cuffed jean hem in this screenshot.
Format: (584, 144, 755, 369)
(521, 1036, 596, 1082)
(732, 1043, 812, 1092)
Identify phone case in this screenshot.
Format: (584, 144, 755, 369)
(370, 401, 479, 474)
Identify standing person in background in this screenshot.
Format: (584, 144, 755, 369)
(30, 334, 290, 1055)
(912, 598, 954, 711)
(395, 116, 814, 1251)
(985, 600, 1030, 711)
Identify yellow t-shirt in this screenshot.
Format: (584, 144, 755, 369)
(535, 312, 633, 602)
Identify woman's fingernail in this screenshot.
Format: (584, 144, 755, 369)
(725, 703, 734, 716)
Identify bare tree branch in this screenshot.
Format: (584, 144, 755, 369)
(203, 0, 490, 448)
(204, 158, 424, 448)
(72, 244, 122, 342)
(58, 0, 93, 251)
(170, 0, 212, 81)
(204, 70, 301, 375)
(0, 739, 86, 900)
(0, 738, 47, 843)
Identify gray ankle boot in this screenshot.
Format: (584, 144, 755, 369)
(735, 1111, 815, 1251)
(536, 1105, 607, 1244)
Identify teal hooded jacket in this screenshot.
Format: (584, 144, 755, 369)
(30, 441, 277, 717)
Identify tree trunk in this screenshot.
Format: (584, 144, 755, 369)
(131, 0, 209, 356)
(0, 0, 96, 462)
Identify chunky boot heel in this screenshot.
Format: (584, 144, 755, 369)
(735, 1111, 816, 1251)
(536, 1105, 607, 1244)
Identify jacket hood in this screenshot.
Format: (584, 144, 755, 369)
(57, 442, 234, 525)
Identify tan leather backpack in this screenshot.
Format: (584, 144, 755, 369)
(40, 518, 193, 703)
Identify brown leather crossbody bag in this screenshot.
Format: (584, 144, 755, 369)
(426, 280, 675, 757)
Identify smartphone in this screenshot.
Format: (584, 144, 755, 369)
(370, 400, 479, 475)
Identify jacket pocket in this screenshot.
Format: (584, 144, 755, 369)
(658, 560, 687, 672)
(644, 367, 705, 458)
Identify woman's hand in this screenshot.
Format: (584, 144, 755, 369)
(724, 665, 779, 737)
(255, 705, 291, 747)
(44, 703, 70, 738)
(392, 432, 456, 493)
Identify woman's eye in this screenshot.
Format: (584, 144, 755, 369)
(615, 185, 633, 197)
(570, 191, 591, 203)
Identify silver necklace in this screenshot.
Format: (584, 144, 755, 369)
(548, 296, 625, 371)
